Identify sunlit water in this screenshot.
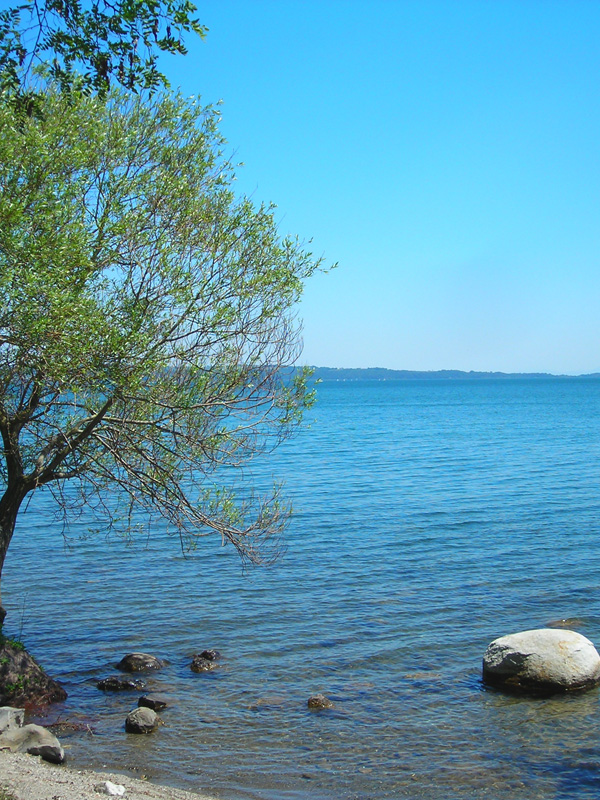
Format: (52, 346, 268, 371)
(6, 378, 600, 800)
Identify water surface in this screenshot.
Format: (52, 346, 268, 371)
(6, 378, 600, 799)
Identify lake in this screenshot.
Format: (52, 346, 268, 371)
(6, 378, 600, 799)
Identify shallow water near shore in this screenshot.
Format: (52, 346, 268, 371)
(6, 377, 600, 800)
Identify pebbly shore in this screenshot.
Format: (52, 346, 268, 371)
(0, 752, 218, 800)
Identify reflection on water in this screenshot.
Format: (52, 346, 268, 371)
(6, 379, 600, 799)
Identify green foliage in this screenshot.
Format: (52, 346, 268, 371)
(3, 675, 27, 695)
(0, 636, 25, 651)
(0, 87, 324, 565)
(0, 0, 207, 103)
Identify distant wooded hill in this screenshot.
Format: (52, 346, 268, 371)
(304, 367, 600, 381)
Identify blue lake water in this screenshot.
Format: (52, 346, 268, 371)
(6, 378, 600, 799)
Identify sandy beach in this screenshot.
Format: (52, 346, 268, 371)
(0, 752, 218, 800)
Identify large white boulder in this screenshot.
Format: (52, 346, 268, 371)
(483, 628, 600, 694)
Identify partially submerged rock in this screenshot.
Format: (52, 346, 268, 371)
(190, 656, 217, 673)
(117, 653, 164, 673)
(47, 718, 96, 735)
(482, 628, 600, 695)
(198, 649, 220, 662)
(0, 721, 65, 763)
(138, 693, 169, 711)
(124, 707, 159, 734)
(97, 677, 146, 692)
(307, 693, 334, 710)
(190, 649, 221, 673)
(0, 641, 67, 706)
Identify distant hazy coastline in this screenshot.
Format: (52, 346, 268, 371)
(306, 367, 600, 381)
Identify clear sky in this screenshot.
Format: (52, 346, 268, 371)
(164, 0, 600, 374)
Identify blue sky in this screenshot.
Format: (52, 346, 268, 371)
(165, 1, 600, 374)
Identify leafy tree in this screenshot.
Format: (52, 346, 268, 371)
(0, 87, 322, 623)
(0, 0, 206, 102)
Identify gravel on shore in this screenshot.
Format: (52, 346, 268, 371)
(0, 752, 218, 800)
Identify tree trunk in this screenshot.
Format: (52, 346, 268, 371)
(0, 483, 28, 627)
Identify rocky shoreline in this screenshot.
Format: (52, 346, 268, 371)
(0, 644, 339, 800)
(0, 647, 228, 799)
(1, 629, 598, 800)
(0, 751, 218, 800)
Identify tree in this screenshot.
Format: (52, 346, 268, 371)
(0, 0, 206, 102)
(0, 86, 322, 623)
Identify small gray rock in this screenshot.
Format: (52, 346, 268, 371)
(125, 706, 159, 734)
(307, 693, 334, 710)
(0, 722, 65, 763)
(138, 693, 169, 711)
(482, 628, 600, 694)
(97, 677, 145, 692)
(117, 653, 164, 672)
(94, 780, 126, 796)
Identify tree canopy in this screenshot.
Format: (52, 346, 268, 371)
(0, 86, 322, 615)
(0, 0, 206, 101)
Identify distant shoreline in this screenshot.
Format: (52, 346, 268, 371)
(305, 367, 600, 382)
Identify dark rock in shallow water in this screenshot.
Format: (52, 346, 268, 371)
(482, 628, 600, 695)
(0, 642, 67, 706)
(190, 656, 217, 673)
(125, 706, 159, 734)
(198, 649, 221, 661)
(307, 693, 334, 710)
(97, 677, 146, 692)
(117, 653, 164, 672)
(138, 693, 169, 711)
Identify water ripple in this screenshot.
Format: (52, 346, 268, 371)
(5, 378, 600, 799)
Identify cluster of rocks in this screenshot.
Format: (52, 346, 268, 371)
(95, 652, 170, 735)
(93, 648, 337, 737)
(190, 649, 220, 673)
(6, 626, 597, 774)
(96, 630, 600, 715)
(94, 650, 225, 736)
